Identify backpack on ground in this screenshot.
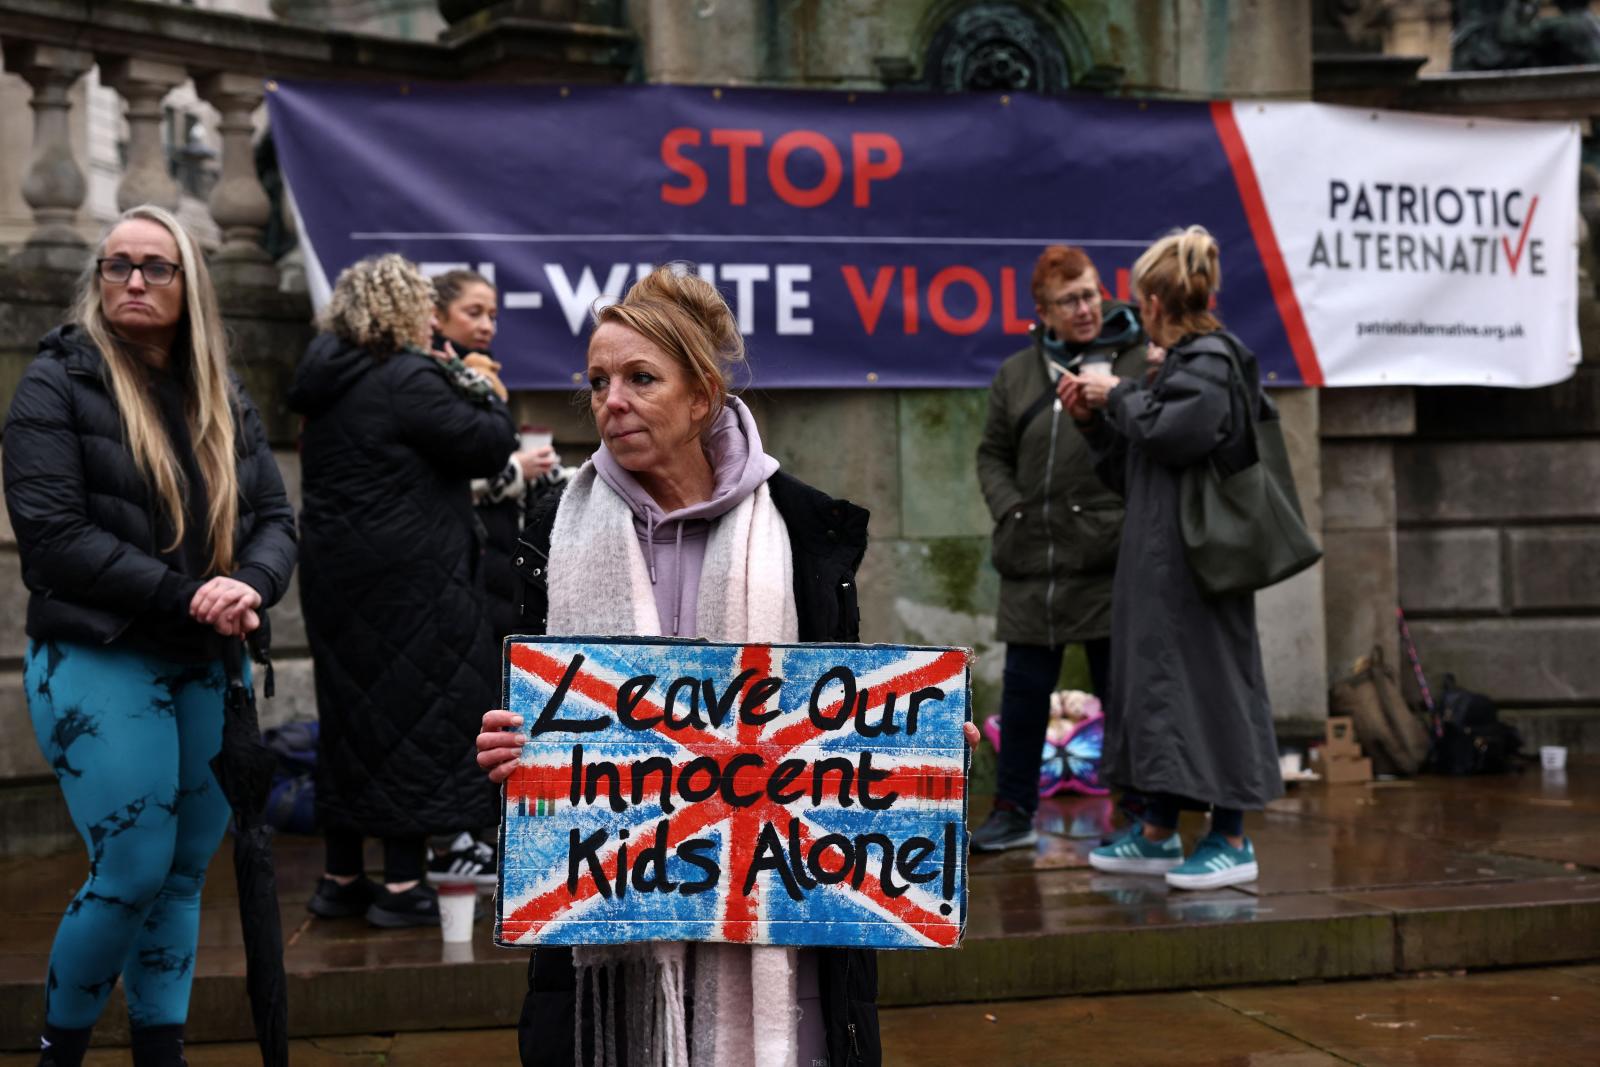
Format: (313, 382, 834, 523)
(1330, 646, 1431, 776)
(262, 720, 318, 834)
(1427, 675, 1525, 775)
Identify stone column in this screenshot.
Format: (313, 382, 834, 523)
(1, 42, 92, 271)
(100, 57, 186, 214)
(1320, 387, 1416, 682)
(195, 72, 275, 288)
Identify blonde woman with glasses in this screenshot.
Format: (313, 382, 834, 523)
(3, 205, 297, 1066)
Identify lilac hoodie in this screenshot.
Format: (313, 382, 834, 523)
(592, 396, 778, 637)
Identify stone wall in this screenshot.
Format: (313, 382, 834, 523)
(1394, 352, 1600, 752)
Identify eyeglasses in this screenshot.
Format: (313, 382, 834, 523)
(96, 258, 182, 287)
(1047, 292, 1101, 312)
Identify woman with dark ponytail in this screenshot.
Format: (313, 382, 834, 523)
(1059, 225, 1283, 892)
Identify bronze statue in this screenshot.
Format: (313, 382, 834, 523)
(1455, 0, 1600, 71)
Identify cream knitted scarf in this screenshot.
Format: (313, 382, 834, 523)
(546, 461, 801, 1067)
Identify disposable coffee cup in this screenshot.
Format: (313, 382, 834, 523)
(1541, 745, 1568, 771)
(1279, 752, 1303, 778)
(438, 881, 476, 943)
(520, 424, 552, 453)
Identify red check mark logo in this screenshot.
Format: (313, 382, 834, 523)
(1503, 195, 1539, 276)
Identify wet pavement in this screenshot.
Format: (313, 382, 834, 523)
(5, 965, 1597, 1065)
(877, 965, 1600, 1067)
(2, 764, 1597, 1050)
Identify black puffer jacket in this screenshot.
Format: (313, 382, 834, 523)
(480, 491, 526, 642)
(2, 326, 296, 657)
(289, 334, 516, 837)
(513, 470, 881, 1067)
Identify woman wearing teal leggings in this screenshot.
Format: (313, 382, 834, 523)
(3, 205, 297, 1066)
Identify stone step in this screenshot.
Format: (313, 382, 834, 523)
(4, 770, 1600, 1049)
(3, 865, 1596, 1048)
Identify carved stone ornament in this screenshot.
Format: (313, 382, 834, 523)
(925, 3, 1072, 93)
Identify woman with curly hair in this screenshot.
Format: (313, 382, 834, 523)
(291, 253, 516, 927)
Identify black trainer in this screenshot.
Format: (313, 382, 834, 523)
(971, 806, 1038, 852)
(307, 876, 378, 919)
(427, 832, 499, 888)
(367, 883, 441, 928)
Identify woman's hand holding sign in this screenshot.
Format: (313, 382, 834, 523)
(477, 709, 526, 783)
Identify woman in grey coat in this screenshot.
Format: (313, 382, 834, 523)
(1059, 226, 1283, 892)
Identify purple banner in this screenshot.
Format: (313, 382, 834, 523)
(267, 81, 1298, 389)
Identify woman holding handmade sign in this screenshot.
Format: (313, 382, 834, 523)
(477, 266, 885, 1066)
(1059, 227, 1286, 891)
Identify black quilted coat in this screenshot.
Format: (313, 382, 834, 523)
(2, 326, 296, 658)
(289, 334, 516, 837)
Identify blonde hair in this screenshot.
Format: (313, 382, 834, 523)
(1131, 225, 1222, 340)
(318, 253, 434, 358)
(73, 204, 238, 575)
(593, 266, 745, 421)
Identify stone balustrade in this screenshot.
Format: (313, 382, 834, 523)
(0, 0, 634, 282)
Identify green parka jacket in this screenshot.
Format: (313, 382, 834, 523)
(976, 304, 1146, 646)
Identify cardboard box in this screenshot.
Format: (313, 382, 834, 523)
(1322, 755, 1373, 784)
(1324, 716, 1363, 758)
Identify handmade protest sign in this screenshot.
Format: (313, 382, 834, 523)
(495, 637, 970, 950)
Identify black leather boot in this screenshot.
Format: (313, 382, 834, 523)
(36, 1024, 91, 1067)
(130, 1024, 188, 1067)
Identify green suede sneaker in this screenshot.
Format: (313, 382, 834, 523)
(1087, 823, 1184, 874)
(1164, 832, 1259, 890)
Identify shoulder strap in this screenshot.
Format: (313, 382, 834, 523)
(1179, 332, 1259, 474)
(1177, 333, 1240, 383)
(1013, 383, 1058, 445)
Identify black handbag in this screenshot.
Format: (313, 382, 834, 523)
(1178, 333, 1322, 597)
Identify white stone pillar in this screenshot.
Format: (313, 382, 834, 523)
(2, 42, 92, 270)
(100, 57, 186, 214)
(195, 71, 275, 288)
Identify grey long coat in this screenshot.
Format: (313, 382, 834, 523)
(1082, 330, 1284, 811)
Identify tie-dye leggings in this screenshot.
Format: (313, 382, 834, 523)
(25, 638, 237, 1030)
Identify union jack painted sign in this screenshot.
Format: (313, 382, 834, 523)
(496, 638, 970, 950)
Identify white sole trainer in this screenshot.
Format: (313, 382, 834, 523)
(1088, 852, 1183, 875)
(1165, 860, 1259, 891)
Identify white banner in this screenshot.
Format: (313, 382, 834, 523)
(1231, 102, 1581, 388)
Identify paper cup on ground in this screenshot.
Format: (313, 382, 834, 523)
(1541, 745, 1568, 771)
(438, 882, 476, 942)
(1280, 752, 1303, 778)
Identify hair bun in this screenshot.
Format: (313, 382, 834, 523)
(595, 265, 748, 421)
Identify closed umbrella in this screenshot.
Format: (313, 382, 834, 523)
(209, 638, 289, 1067)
